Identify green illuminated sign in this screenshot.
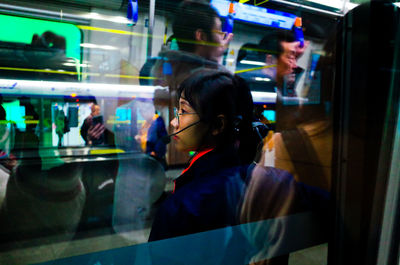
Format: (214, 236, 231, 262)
(0, 14, 81, 60)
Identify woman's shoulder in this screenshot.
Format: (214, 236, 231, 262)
(177, 168, 243, 205)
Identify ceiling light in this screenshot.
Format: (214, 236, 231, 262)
(240, 60, 265, 66)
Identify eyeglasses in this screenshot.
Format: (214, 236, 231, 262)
(211, 29, 228, 40)
(173, 107, 198, 126)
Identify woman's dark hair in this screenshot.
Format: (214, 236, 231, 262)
(177, 69, 257, 164)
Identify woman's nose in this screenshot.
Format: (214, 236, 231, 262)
(171, 117, 178, 128)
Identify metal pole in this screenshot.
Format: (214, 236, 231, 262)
(147, 0, 155, 57)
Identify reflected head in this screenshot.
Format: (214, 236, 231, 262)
(172, 1, 220, 53)
(259, 29, 296, 57)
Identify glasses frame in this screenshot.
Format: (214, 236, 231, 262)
(211, 29, 228, 40)
(173, 107, 198, 126)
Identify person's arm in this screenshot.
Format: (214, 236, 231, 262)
(80, 118, 89, 144)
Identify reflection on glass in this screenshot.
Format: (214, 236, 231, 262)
(0, 0, 342, 264)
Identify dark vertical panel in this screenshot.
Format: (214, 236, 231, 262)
(331, 1, 400, 265)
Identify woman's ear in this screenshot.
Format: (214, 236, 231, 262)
(212, 114, 226, 136)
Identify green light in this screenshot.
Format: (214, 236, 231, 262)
(2, 100, 25, 130)
(189, 151, 196, 156)
(0, 14, 81, 61)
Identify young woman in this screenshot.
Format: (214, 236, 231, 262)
(148, 69, 258, 241)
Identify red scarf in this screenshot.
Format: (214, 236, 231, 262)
(172, 148, 214, 193)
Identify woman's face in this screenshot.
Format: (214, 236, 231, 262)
(170, 96, 208, 152)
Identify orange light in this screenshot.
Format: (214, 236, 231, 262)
(229, 2, 235, 14)
(263, 105, 267, 108)
(71, 93, 77, 98)
(294, 17, 302, 27)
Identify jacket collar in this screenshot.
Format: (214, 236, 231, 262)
(173, 146, 240, 193)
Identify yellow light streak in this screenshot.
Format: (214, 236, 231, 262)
(77, 25, 147, 37)
(104, 74, 157, 80)
(24, 120, 39, 124)
(90, 149, 125, 155)
(0, 66, 78, 75)
(234, 64, 276, 74)
(106, 120, 131, 124)
(254, 0, 270, 6)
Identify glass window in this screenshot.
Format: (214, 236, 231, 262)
(3, 0, 386, 264)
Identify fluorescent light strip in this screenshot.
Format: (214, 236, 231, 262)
(0, 79, 158, 99)
(251, 91, 277, 103)
(255, 77, 271, 82)
(0, 79, 277, 103)
(307, 0, 357, 10)
(83, 12, 133, 24)
(80, 43, 118, 50)
(240, 60, 266, 66)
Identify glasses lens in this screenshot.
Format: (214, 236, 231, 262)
(174, 107, 179, 125)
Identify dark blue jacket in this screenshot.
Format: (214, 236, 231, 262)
(149, 147, 246, 241)
(146, 115, 167, 158)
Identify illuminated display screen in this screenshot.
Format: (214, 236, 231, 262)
(263, 110, 275, 123)
(2, 100, 26, 130)
(0, 14, 81, 60)
(211, 0, 296, 30)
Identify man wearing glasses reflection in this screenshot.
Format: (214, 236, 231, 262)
(151, 1, 233, 90)
(258, 30, 309, 91)
(171, 0, 233, 64)
(257, 30, 309, 132)
(150, 0, 233, 165)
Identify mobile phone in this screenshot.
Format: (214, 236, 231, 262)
(92, 115, 103, 126)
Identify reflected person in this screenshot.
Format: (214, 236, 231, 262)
(80, 103, 105, 146)
(239, 31, 336, 265)
(150, 0, 235, 164)
(152, 0, 233, 90)
(135, 98, 168, 169)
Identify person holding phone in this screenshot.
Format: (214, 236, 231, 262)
(80, 104, 105, 146)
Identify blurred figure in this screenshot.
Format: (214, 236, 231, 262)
(150, 0, 234, 165)
(258, 29, 309, 92)
(151, 0, 233, 90)
(54, 108, 69, 147)
(0, 101, 86, 246)
(239, 30, 336, 265)
(273, 42, 335, 191)
(112, 90, 168, 239)
(267, 30, 336, 191)
(0, 163, 86, 244)
(171, 0, 233, 64)
(135, 99, 168, 169)
(0, 104, 15, 207)
(80, 104, 105, 146)
(259, 31, 308, 132)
